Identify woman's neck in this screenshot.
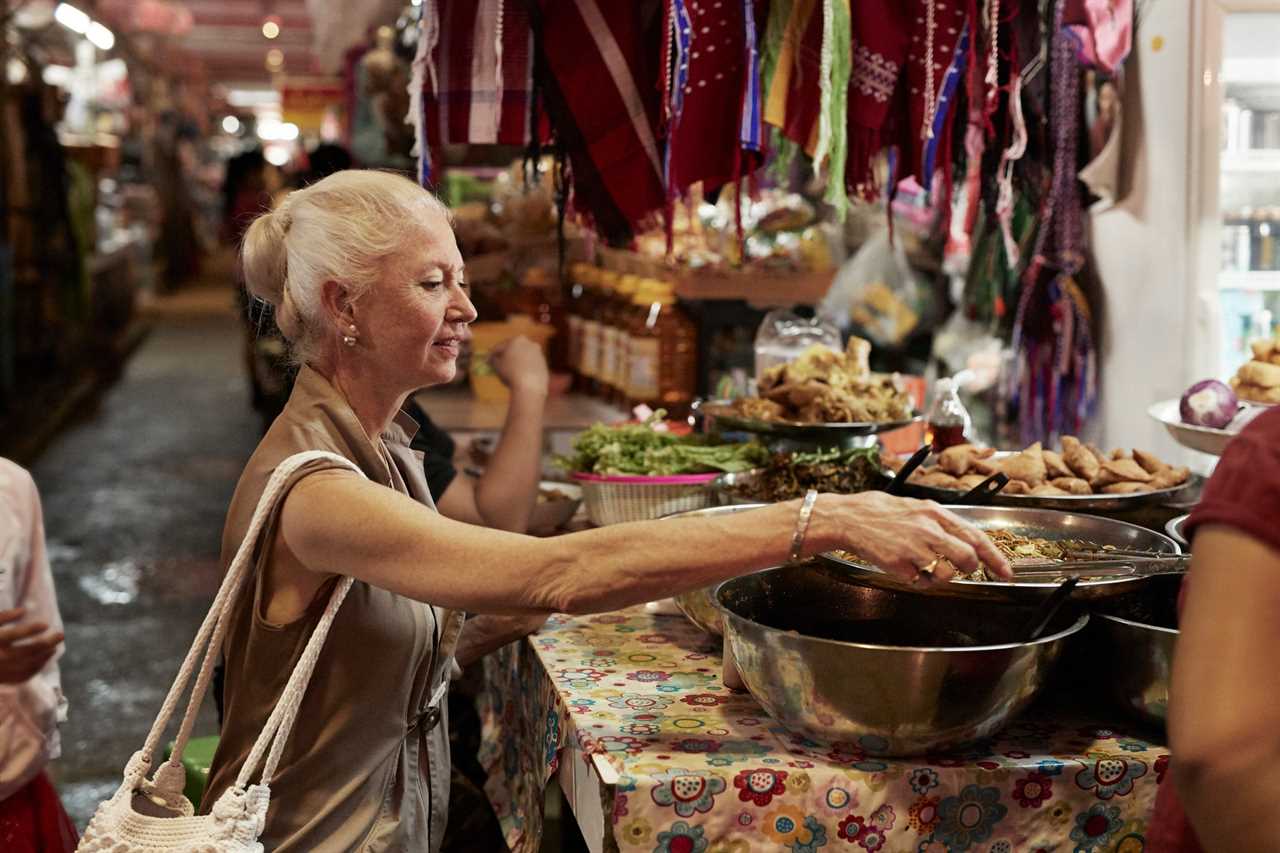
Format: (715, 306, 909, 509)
(312, 359, 407, 443)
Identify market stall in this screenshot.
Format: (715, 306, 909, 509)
(480, 605, 1167, 853)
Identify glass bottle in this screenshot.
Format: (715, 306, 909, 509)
(581, 269, 614, 396)
(924, 377, 972, 451)
(627, 284, 698, 417)
(565, 263, 588, 391)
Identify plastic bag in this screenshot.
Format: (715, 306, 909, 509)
(821, 228, 940, 349)
(753, 309, 842, 381)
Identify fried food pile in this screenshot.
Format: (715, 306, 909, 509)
(734, 337, 913, 424)
(903, 437, 1191, 497)
(1230, 335, 1280, 405)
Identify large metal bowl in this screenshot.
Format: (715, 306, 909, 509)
(662, 503, 771, 635)
(716, 566, 1088, 755)
(1092, 574, 1180, 729)
(819, 505, 1182, 603)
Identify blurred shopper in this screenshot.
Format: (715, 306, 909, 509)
(0, 459, 76, 851)
(1158, 406, 1280, 852)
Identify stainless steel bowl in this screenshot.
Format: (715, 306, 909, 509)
(1165, 514, 1189, 550)
(1093, 574, 1180, 729)
(819, 505, 1182, 603)
(716, 566, 1088, 755)
(662, 503, 771, 635)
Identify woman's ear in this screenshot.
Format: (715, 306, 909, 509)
(320, 279, 357, 330)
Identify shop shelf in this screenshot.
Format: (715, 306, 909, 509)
(1218, 270, 1280, 291)
(1221, 149, 1280, 172)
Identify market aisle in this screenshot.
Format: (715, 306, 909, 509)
(28, 250, 262, 828)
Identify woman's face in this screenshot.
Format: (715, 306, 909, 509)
(355, 211, 477, 390)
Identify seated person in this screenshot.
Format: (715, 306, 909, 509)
(404, 335, 548, 531)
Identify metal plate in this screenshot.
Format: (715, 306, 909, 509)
(899, 448, 1201, 511)
(698, 400, 921, 440)
(901, 474, 1202, 512)
(817, 505, 1181, 602)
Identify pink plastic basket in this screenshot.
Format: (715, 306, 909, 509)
(571, 472, 721, 525)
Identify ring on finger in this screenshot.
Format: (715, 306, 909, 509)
(911, 557, 943, 584)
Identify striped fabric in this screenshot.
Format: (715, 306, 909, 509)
(420, 0, 536, 149)
(536, 0, 666, 242)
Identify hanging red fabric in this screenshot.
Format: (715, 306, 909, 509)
(536, 0, 667, 242)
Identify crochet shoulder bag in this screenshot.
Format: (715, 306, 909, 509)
(77, 450, 364, 852)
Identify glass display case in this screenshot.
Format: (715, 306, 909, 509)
(1214, 10, 1280, 377)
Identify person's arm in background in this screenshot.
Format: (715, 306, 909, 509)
(1169, 527, 1280, 852)
(0, 461, 68, 801)
(436, 336, 548, 532)
(1168, 408, 1280, 852)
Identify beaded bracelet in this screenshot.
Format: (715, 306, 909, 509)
(789, 489, 820, 563)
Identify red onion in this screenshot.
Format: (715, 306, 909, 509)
(1180, 379, 1238, 429)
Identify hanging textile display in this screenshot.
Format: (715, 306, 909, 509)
(662, 0, 766, 199)
(534, 0, 666, 243)
(412, 0, 541, 182)
(1008, 0, 1099, 446)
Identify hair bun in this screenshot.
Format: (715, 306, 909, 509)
(241, 208, 290, 307)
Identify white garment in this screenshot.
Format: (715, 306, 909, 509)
(0, 458, 67, 801)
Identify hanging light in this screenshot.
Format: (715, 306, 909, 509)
(53, 3, 91, 34)
(86, 21, 115, 51)
(221, 115, 241, 134)
(262, 18, 281, 40)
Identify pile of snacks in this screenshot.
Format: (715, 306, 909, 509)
(1230, 334, 1280, 405)
(730, 337, 913, 424)
(904, 438, 1191, 496)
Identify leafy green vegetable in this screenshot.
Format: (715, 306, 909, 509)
(733, 446, 884, 501)
(559, 415, 768, 476)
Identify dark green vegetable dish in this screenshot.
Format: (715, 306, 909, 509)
(731, 446, 884, 502)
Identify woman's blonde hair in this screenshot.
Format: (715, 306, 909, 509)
(241, 169, 450, 364)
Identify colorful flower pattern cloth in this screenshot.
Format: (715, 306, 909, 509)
(479, 607, 1166, 852)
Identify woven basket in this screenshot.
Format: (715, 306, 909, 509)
(572, 472, 720, 526)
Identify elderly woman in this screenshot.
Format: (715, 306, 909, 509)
(201, 170, 1009, 852)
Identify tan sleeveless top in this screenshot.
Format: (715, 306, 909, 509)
(203, 366, 464, 852)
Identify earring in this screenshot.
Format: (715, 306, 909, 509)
(342, 324, 358, 348)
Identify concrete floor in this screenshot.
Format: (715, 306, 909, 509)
(29, 257, 262, 826)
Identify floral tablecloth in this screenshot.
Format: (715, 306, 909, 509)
(478, 607, 1167, 853)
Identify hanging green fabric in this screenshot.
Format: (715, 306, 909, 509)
(819, 0, 852, 219)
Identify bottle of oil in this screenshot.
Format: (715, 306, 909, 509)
(626, 283, 698, 417)
(581, 269, 614, 396)
(600, 274, 639, 402)
(565, 263, 589, 391)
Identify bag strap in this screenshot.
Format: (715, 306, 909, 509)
(132, 450, 364, 795)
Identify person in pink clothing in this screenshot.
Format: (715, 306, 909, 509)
(0, 458, 78, 851)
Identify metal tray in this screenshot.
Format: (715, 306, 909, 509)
(817, 505, 1181, 602)
(898, 447, 1201, 512)
(697, 400, 920, 440)
(900, 475, 1202, 512)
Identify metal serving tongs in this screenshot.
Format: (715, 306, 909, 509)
(1010, 554, 1191, 581)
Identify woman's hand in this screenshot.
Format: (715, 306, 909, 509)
(489, 336, 549, 398)
(820, 492, 1012, 582)
(0, 608, 63, 684)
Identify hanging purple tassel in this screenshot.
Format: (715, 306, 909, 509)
(1007, 0, 1098, 446)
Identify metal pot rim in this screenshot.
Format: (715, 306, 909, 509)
(1096, 612, 1180, 636)
(713, 580, 1091, 653)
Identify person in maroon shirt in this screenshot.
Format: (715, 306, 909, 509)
(1153, 406, 1280, 852)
